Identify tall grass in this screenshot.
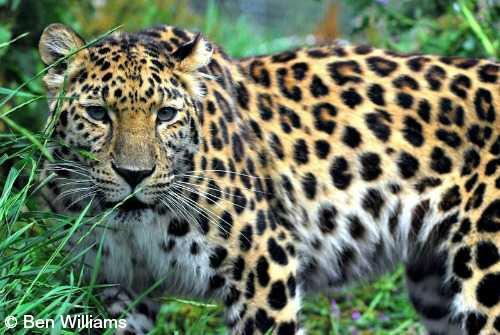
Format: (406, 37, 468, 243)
(0, 26, 127, 335)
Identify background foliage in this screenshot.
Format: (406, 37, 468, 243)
(0, 0, 498, 334)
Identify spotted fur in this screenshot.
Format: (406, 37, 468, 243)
(39, 24, 500, 334)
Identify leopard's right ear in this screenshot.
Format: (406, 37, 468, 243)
(39, 23, 85, 65)
(172, 33, 212, 73)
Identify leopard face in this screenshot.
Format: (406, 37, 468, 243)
(40, 24, 212, 217)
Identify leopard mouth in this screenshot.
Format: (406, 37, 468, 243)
(104, 196, 151, 212)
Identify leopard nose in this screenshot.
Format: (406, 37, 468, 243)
(111, 162, 156, 189)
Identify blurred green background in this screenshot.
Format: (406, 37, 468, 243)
(0, 0, 498, 334)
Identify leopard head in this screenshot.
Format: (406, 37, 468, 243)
(39, 24, 212, 217)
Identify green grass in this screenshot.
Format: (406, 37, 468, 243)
(148, 268, 423, 335)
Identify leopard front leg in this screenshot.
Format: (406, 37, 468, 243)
(100, 286, 160, 335)
(223, 234, 302, 334)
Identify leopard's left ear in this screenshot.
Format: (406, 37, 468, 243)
(172, 33, 212, 72)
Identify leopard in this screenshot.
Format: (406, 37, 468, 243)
(37, 23, 499, 334)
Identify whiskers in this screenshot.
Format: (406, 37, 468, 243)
(155, 186, 235, 240)
(45, 159, 99, 210)
(152, 167, 269, 243)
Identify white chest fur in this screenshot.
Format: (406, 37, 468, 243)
(74, 210, 216, 298)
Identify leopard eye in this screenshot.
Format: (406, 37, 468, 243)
(85, 106, 108, 121)
(157, 106, 179, 123)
